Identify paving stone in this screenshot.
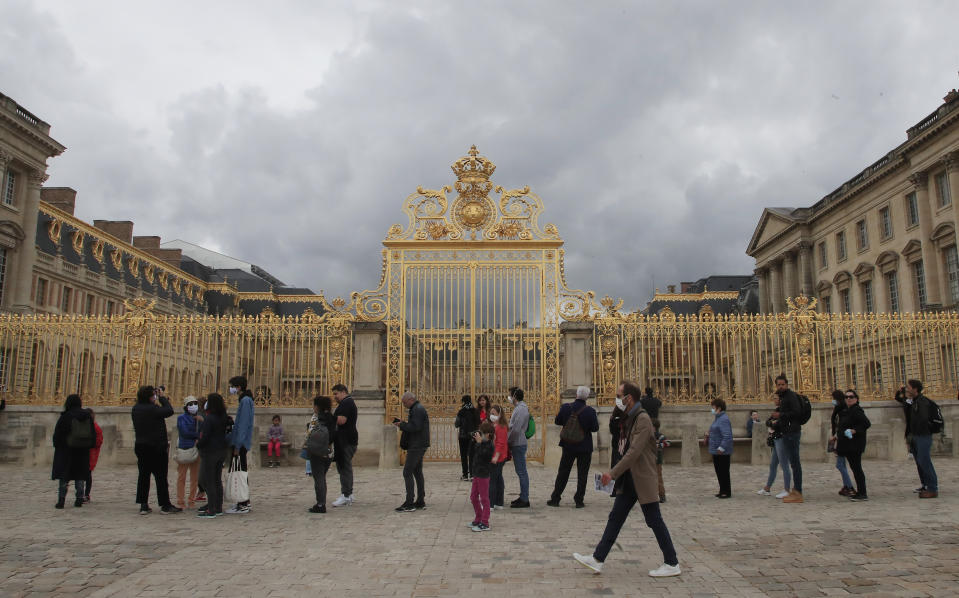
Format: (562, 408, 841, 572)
(1, 459, 958, 597)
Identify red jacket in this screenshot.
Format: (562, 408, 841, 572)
(492, 425, 509, 463)
(89, 422, 104, 471)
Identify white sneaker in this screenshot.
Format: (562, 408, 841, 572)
(347, 494, 355, 504)
(332, 495, 350, 507)
(224, 506, 242, 514)
(573, 553, 603, 574)
(775, 490, 790, 499)
(649, 563, 681, 577)
(756, 488, 771, 496)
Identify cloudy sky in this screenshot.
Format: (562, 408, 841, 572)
(3, 1, 959, 310)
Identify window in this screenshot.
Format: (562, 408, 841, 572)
(107, 300, 115, 316)
(61, 287, 72, 313)
(879, 207, 892, 240)
(885, 271, 899, 312)
(856, 219, 869, 250)
(840, 288, 851, 313)
(35, 278, 48, 307)
(818, 241, 827, 268)
(862, 280, 874, 312)
(946, 245, 959, 305)
(913, 260, 927, 308)
(820, 294, 832, 314)
(935, 172, 952, 208)
(905, 192, 919, 227)
(85, 294, 96, 315)
(0, 248, 6, 306)
(895, 355, 907, 386)
(2, 169, 15, 206)
(837, 231, 847, 261)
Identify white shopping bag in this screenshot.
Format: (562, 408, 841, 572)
(225, 456, 249, 504)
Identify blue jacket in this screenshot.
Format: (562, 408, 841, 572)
(708, 411, 733, 455)
(554, 399, 600, 453)
(177, 412, 201, 449)
(230, 394, 254, 450)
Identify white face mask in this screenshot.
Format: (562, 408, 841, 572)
(229, 386, 238, 395)
(906, 398, 913, 405)
(490, 414, 500, 423)
(710, 408, 717, 415)
(187, 404, 198, 415)
(507, 395, 513, 404)
(615, 397, 625, 410)
(831, 399, 838, 406)
(203, 402, 208, 411)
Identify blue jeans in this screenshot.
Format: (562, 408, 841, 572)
(912, 435, 938, 492)
(489, 462, 506, 506)
(781, 432, 802, 492)
(835, 456, 854, 488)
(765, 439, 791, 490)
(510, 444, 529, 501)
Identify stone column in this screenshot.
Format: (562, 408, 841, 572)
(11, 170, 46, 313)
(909, 171, 943, 306)
(946, 152, 959, 234)
(768, 259, 784, 314)
(782, 251, 797, 305)
(755, 267, 769, 314)
(797, 241, 814, 297)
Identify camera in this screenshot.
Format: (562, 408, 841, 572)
(392, 417, 401, 423)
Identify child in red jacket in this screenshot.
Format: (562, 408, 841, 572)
(85, 410, 104, 503)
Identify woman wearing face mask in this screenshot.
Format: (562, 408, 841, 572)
(488, 404, 510, 510)
(836, 390, 871, 501)
(828, 389, 856, 496)
(707, 398, 733, 498)
(175, 396, 203, 509)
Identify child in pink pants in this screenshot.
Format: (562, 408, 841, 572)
(468, 421, 495, 531)
(267, 415, 284, 467)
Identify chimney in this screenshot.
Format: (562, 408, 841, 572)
(133, 236, 161, 250)
(667, 284, 676, 294)
(143, 248, 182, 270)
(93, 220, 134, 244)
(40, 187, 77, 215)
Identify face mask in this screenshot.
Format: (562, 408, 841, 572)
(203, 402, 208, 411)
(831, 400, 838, 406)
(490, 414, 500, 423)
(507, 395, 514, 404)
(187, 404, 198, 415)
(615, 397, 625, 410)
(229, 386, 238, 395)
(710, 408, 717, 415)
(906, 399, 913, 405)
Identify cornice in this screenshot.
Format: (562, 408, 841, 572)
(650, 290, 740, 303)
(38, 201, 207, 293)
(237, 292, 329, 304)
(0, 110, 66, 157)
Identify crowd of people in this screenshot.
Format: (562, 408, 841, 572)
(50, 373, 945, 575)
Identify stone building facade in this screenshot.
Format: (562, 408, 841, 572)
(748, 88, 959, 314)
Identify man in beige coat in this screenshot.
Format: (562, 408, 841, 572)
(574, 381, 681, 577)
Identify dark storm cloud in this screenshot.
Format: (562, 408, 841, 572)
(4, 1, 959, 312)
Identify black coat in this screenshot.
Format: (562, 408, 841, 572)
(131, 397, 174, 447)
(471, 439, 494, 478)
(197, 412, 229, 455)
(836, 403, 870, 456)
(51, 408, 92, 481)
(454, 404, 480, 439)
(609, 407, 627, 468)
(399, 401, 430, 451)
(554, 399, 600, 453)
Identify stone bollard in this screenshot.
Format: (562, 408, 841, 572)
(751, 430, 769, 466)
(544, 424, 563, 468)
(249, 425, 261, 469)
(889, 418, 908, 462)
(380, 424, 399, 470)
(953, 418, 959, 458)
(680, 424, 700, 466)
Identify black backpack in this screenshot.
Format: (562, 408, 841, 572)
(66, 417, 95, 449)
(796, 394, 812, 426)
(927, 398, 944, 434)
(306, 423, 333, 460)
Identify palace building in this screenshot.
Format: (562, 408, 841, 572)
(747, 87, 959, 314)
(1, 91, 321, 319)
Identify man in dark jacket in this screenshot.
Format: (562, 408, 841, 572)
(548, 386, 600, 508)
(454, 395, 480, 480)
(896, 379, 938, 498)
(131, 385, 181, 514)
(772, 374, 804, 503)
(394, 391, 430, 512)
(640, 387, 662, 420)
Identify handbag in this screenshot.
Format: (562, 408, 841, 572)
(827, 437, 837, 453)
(174, 446, 198, 464)
(224, 456, 249, 504)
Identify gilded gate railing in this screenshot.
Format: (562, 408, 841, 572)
(590, 295, 959, 405)
(0, 298, 354, 407)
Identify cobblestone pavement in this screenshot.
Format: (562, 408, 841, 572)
(1, 457, 957, 597)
